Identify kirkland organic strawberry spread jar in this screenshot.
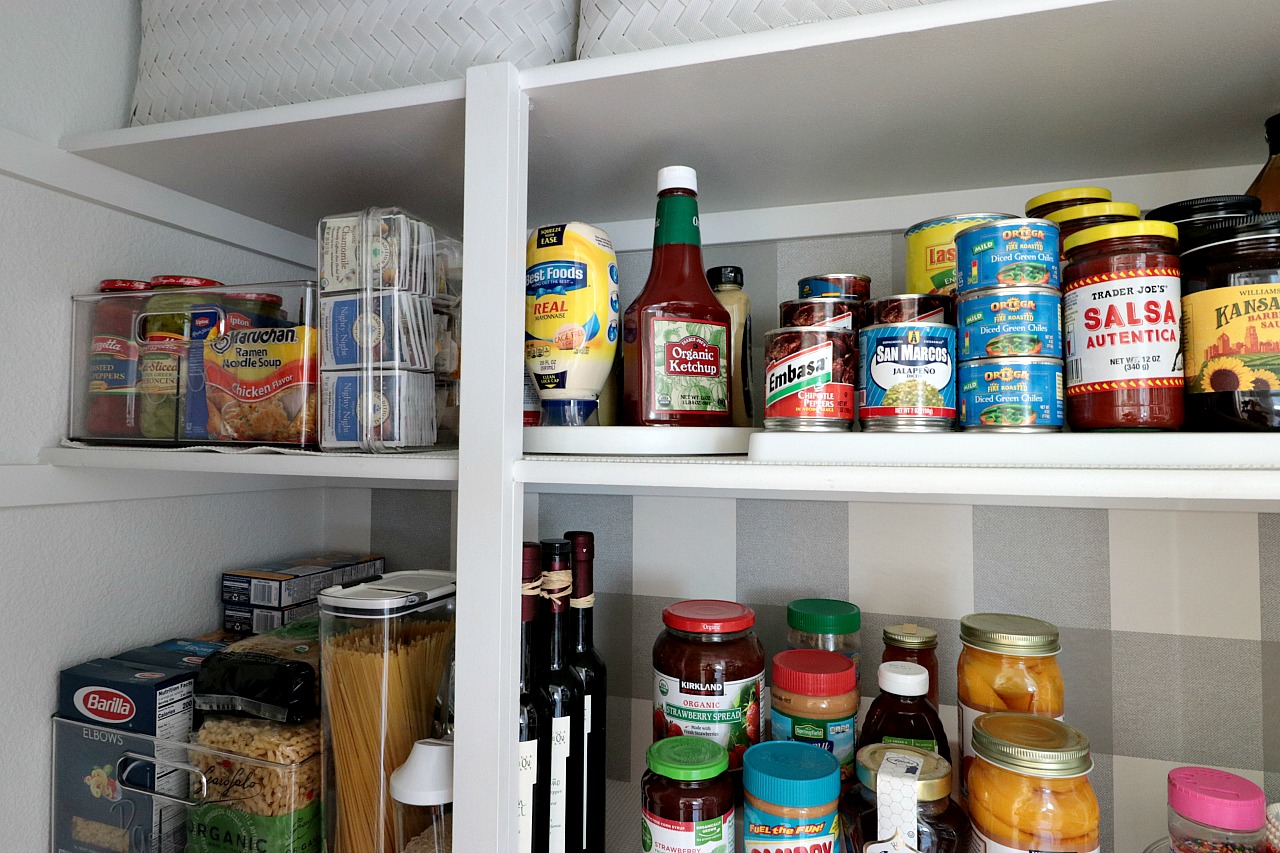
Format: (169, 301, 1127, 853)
(653, 600, 765, 771)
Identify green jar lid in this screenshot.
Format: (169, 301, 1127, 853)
(787, 599, 861, 634)
(646, 736, 729, 782)
(959, 613, 1059, 655)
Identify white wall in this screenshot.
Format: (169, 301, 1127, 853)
(0, 0, 140, 143)
(0, 11, 347, 847)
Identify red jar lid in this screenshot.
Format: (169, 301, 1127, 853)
(151, 275, 224, 288)
(662, 600, 754, 633)
(772, 650, 857, 695)
(98, 279, 152, 292)
(224, 292, 284, 306)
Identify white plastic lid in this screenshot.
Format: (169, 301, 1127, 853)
(390, 738, 454, 806)
(878, 661, 929, 696)
(658, 166, 697, 194)
(318, 570, 457, 616)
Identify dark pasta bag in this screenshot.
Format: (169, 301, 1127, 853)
(194, 619, 320, 723)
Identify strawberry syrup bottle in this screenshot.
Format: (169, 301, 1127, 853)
(622, 167, 733, 426)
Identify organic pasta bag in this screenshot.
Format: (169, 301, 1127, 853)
(194, 619, 321, 724)
(186, 715, 322, 853)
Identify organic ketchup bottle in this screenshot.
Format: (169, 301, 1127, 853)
(622, 167, 733, 426)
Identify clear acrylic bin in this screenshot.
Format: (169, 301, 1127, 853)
(316, 207, 461, 452)
(68, 280, 319, 448)
(51, 715, 322, 853)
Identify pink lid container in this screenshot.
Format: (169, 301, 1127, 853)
(1168, 767, 1266, 832)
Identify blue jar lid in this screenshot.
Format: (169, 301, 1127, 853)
(742, 742, 840, 808)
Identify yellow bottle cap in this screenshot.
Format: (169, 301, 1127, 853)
(1025, 186, 1113, 214)
(1063, 220, 1179, 255)
(1045, 202, 1141, 224)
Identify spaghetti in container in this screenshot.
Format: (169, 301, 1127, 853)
(967, 713, 1099, 853)
(956, 614, 1063, 801)
(319, 572, 457, 853)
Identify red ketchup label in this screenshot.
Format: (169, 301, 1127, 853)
(765, 342, 855, 422)
(1063, 269, 1183, 395)
(664, 336, 722, 377)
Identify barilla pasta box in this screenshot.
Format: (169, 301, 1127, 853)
(54, 659, 195, 852)
(221, 552, 384, 607)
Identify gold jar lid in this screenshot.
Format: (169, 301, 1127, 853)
(855, 743, 952, 801)
(883, 623, 938, 649)
(971, 713, 1092, 778)
(960, 613, 1059, 655)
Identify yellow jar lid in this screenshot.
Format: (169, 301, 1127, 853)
(960, 613, 1059, 655)
(1025, 187, 1112, 214)
(1045, 202, 1141, 224)
(1063, 220, 1180, 255)
(856, 743, 952, 801)
(971, 713, 1092, 777)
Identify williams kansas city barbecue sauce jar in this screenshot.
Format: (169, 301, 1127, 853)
(1062, 221, 1183, 430)
(653, 600, 765, 771)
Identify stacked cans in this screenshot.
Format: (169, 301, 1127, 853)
(763, 275, 870, 431)
(858, 294, 958, 432)
(954, 218, 1065, 431)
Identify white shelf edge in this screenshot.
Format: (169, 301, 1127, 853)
(0, 127, 314, 266)
(521, 0, 1105, 91)
(598, 164, 1260, 252)
(61, 79, 466, 154)
(39, 446, 460, 487)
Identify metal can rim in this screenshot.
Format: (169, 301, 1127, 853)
(960, 356, 1065, 369)
(767, 325, 855, 336)
(957, 285, 1062, 303)
(904, 213, 1015, 237)
(859, 320, 955, 333)
(954, 217, 1058, 242)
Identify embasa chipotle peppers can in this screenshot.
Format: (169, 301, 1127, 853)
(764, 327, 857, 431)
(779, 298, 864, 331)
(859, 295, 957, 431)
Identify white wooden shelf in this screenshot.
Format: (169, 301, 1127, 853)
(39, 446, 459, 489)
(58, 0, 1280, 248)
(516, 433, 1280, 508)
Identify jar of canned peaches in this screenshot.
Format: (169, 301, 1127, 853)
(967, 713, 1100, 852)
(956, 613, 1064, 800)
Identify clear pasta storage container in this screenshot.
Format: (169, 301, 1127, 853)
(51, 716, 322, 853)
(316, 207, 462, 452)
(318, 571, 458, 853)
(68, 280, 319, 448)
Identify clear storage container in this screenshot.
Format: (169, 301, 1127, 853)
(1167, 767, 1266, 853)
(318, 571, 457, 853)
(51, 716, 322, 853)
(316, 207, 462, 451)
(391, 738, 454, 853)
(69, 279, 319, 447)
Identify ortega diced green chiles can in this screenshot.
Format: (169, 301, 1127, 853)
(905, 213, 1013, 295)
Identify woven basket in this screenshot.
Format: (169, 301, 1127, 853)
(578, 0, 946, 58)
(131, 0, 578, 124)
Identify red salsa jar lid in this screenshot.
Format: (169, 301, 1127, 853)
(1063, 219, 1179, 255)
(772, 650, 857, 696)
(99, 279, 152, 292)
(662, 600, 755, 633)
(150, 275, 225, 288)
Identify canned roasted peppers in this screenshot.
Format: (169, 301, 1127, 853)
(763, 327, 857, 431)
(958, 287, 1063, 361)
(955, 219, 1061, 294)
(959, 358, 1065, 431)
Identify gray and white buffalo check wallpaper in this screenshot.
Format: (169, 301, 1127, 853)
(373, 231, 1280, 852)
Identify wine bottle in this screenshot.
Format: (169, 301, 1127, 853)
(1246, 112, 1280, 212)
(564, 531, 607, 853)
(519, 542, 550, 853)
(537, 538, 586, 853)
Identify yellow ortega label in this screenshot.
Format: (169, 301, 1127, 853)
(525, 222, 619, 398)
(1183, 282, 1280, 393)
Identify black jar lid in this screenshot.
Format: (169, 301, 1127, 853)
(706, 265, 744, 287)
(1146, 195, 1261, 225)
(1180, 214, 1280, 256)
